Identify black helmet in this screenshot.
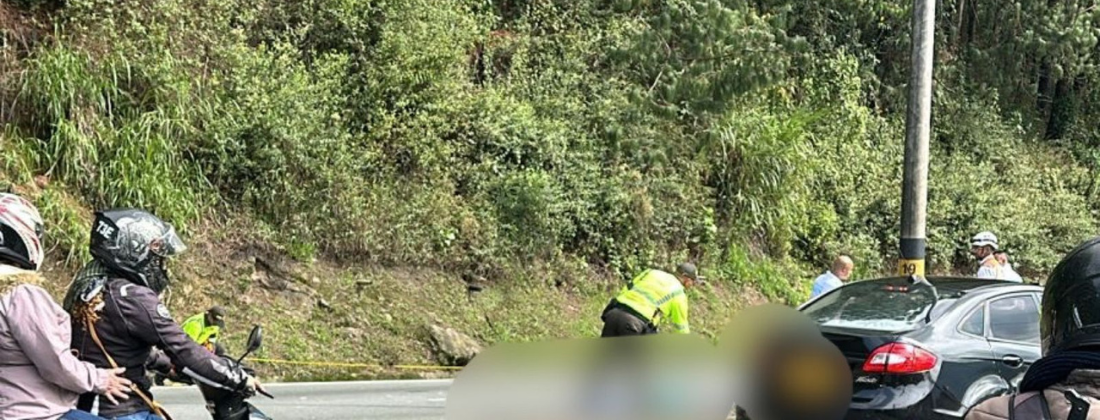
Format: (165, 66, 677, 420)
(1039, 236, 1100, 356)
(89, 208, 186, 295)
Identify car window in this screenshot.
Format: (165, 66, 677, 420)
(801, 280, 939, 332)
(988, 295, 1040, 343)
(960, 304, 985, 336)
(929, 298, 959, 321)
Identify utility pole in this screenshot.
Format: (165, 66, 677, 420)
(899, 0, 935, 277)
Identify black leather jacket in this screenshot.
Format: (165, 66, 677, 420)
(71, 278, 247, 417)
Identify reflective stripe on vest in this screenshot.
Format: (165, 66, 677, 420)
(181, 314, 218, 345)
(614, 270, 684, 324)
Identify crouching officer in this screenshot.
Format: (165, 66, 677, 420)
(965, 236, 1100, 420)
(67, 209, 258, 420)
(600, 263, 700, 337)
(182, 305, 227, 356)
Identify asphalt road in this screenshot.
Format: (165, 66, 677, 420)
(152, 379, 452, 420)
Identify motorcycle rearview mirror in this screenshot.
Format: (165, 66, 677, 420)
(237, 325, 263, 365)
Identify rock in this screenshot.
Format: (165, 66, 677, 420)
(427, 324, 482, 366)
(284, 283, 306, 294)
(252, 257, 287, 291)
(252, 256, 315, 295)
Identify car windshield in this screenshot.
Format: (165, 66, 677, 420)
(802, 280, 940, 332)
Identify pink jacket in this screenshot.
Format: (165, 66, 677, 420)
(0, 268, 109, 420)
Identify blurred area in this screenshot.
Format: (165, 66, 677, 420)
(446, 303, 851, 420)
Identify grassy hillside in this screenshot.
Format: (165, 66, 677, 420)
(3, 0, 1100, 379)
(12, 187, 771, 380)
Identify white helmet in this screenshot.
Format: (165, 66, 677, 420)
(0, 193, 45, 271)
(970, 231, 999, 250)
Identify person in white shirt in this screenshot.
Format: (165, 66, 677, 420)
(810, 255, 853, 299)
(995, 251, 1024, 282)
(971, 231, 1007, 280)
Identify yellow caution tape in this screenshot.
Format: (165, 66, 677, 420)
(245, 357, 464, 371)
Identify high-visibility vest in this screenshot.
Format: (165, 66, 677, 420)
(978, 256, 1006, 280)
(181, 313, 219, 351)
(613, 269, 690, 333)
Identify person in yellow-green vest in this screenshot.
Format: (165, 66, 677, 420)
(181, 305, 226, 356)
(150, 306, 228, 386)
(600, 263, 702, 337)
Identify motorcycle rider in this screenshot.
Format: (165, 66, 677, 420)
(66, 208, 259, 420)
(965, 235, 1100, 419)
(0, 193, 132, 420)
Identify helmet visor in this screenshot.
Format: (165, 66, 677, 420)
(1044, 277, 1100, 353)
(151, 225, 187, 257)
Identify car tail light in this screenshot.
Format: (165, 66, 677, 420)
(862, 342, 938, 374)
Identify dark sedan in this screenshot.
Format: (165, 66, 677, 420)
(794, 276, 1043, 419)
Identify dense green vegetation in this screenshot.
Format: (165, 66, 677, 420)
(3, 0, 1099, 308)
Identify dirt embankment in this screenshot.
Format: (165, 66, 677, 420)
(27, 214, 767, 382)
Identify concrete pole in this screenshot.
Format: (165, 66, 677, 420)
(899, 0, 935, 277)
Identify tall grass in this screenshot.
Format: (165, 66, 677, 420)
(14, 41, 209, 242)
(2, 0, 1097, 284)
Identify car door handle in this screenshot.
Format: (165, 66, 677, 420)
(1002, 355, 1024, 367)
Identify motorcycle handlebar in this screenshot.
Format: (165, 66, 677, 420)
(257, 387, 274, 399)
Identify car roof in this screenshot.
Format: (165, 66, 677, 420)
(797, 275, 1043, 312)
(843, 276, 1040, 295)
(801, 276, 1043, 332)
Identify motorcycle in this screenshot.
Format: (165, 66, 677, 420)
(195, 325, 275, 420)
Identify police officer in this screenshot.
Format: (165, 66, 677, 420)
(66, 209, 258, 419)
(965, 236, 1100, 420)
(971, 231, 1006, 280)
(182, 305, 227, 356)
(600, 263, 700, 337)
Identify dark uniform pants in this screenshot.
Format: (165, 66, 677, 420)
(600, 305, 656, 337)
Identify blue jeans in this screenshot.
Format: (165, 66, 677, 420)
(106, 412, 163, 420)
(60, 410, 105, 420)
